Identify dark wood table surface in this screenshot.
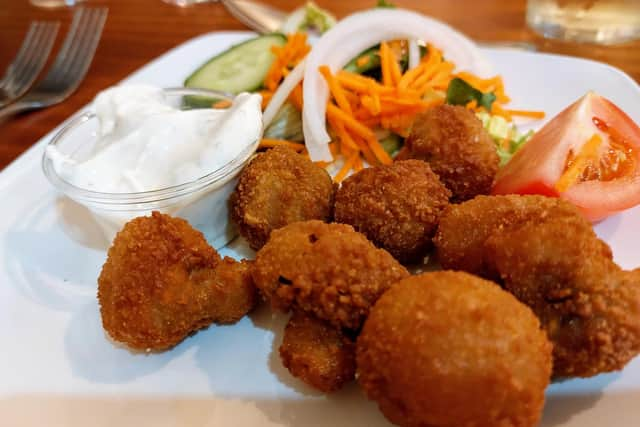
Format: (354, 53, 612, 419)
(1, 0, 639, 171)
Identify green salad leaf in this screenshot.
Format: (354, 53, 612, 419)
(280, 2, 336, 35)
(343, 47, 381, 74)
(446, 78, 496, 111)
(379, 133, 403, 156)
(476, 112, 533, 165)
(263, 102, 304, 142)
(495, 130, 533, 165)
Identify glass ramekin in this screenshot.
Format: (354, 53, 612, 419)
(42, 87, 259, 248)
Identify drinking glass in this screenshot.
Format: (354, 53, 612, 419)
(527, 0, 640, 44)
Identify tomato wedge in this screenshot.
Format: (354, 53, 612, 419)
(492, 92, 640, 222)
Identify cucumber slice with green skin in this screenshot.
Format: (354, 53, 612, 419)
(181, 94, 227, 110)
(184, 34, 287, 94)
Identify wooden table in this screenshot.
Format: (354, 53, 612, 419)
(0, 0, 638, 170)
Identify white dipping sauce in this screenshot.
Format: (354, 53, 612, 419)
(47, 85, 263, 193)
(45, 84, 263, 249)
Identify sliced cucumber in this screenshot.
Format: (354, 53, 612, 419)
(181, 94, 227, 110)
(184, 34, 287, 94)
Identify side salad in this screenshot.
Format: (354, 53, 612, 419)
(185, 2, 640, 222)
(185, 3, 543, 179)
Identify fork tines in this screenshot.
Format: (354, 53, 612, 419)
(38, 7, 108, 92)
(0, 21, 59, 107)
(0, 7, 108, 120)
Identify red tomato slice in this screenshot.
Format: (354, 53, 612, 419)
(492, 92, 640, 222)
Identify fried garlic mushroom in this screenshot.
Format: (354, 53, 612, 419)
(98, 212, 257, 351)
(357, 271, 552, 427)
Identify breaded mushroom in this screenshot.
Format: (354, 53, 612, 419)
(252, 220, 409, 330)
(397, 104, 499, 202)
(190, 258, 259, 324)
(98, 212, 257, 351)
(434, 194, 596, 279)
(334, 160, 450, 263)
(485, 218, 640, 378)
(280, 311, 356, 393)
(230, 146, 335, 250)
(357, 271, 552, 427)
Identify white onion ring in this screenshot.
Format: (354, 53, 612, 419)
(262, 59, 306, 127)
(302, 8, 492, 161)
(408, 39, 420, 70)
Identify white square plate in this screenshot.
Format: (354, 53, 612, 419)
(1, 32, 639, 427)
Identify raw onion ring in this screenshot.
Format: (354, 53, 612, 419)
(302, 8, 491, 161)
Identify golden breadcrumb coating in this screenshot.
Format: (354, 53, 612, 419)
(231, 146, 335, 250)
(190, 257, 259, 325)
(334, 160, 450, 263)
(98, 212, 257, 351)
(433, 194, 598, 279)
(398, 105, 499, 202)
(252, 220, 409, 330)
(485, 218, 640, 378)
(279, 311, 356, 393)
(357, 271, 552, 427)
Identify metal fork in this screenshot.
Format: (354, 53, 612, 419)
(0, 21, 59, 108)
(0, 7, 108, 120)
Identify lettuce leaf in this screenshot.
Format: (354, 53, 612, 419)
(446, 78, 496, 111)
(477, 112, 533, 165)
(280, 2, 336, 35)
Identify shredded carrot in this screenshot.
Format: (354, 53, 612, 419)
(456, 72, 497, 93)
(491, 103, 513, 121)
(353, 153, 364, 172)
(314, 160, 330, 168)
(334, 151, 360, 183)
(555, 134, 603, 192)
(503, 109, 546, 120)
(421, 45, 441, 67)
(336, 71, 396, 95)
(387, 46, 403, 86)
(321, 51, 460, 174)
(466, 100, 478, 110)
(379, 42, 394, 87)
(455, 72, 544, 122)
(398, 62, 425, 91)
(259, 33, 536, 182)
(261, 32, 311, 105)
(356, 55, 370, 68)
(366, 135, 393, 165)
(288, 83, 303, 110)
(319, 65, 353, 115)
(327, 116, 359, 151)
(352, 135, 379, 166)
(266, 33, 310, 91)
(212, 99, 232, 109)
(326, 103, 377, 141)
(410, 61, 454, 95)
(259, 138, 306, 152)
